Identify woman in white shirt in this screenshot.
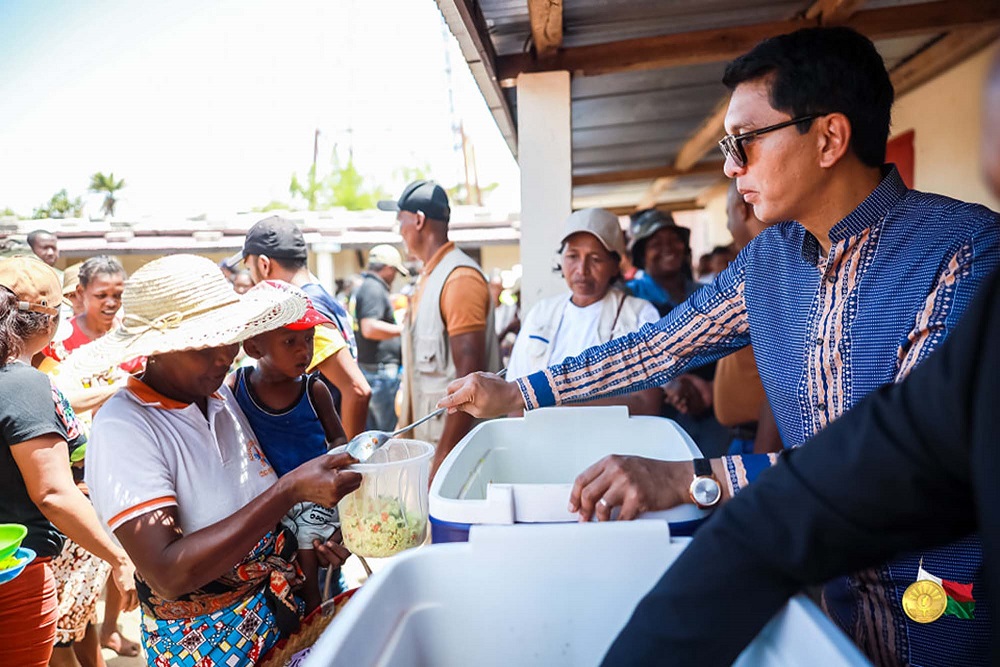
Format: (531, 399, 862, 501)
(506, 208, 663, 415)
(71, 255, 361, 667)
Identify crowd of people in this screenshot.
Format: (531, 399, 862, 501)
(0, 183, 773, 667)
(0, 23, 998, 667)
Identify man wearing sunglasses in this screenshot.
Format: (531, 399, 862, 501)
(599, 52, 1000, 667)
(441, 27, 1000, 666)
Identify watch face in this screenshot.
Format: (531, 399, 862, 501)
(691, 476, 721, 507)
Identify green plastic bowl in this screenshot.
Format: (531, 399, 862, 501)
(0, 524, 28, 562)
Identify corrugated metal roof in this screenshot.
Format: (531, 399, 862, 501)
(565, 31, 939, 179)
(445, 0, 989, 210)
(485, 0, 807, 56)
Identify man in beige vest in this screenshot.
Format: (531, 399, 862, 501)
(378, 180, 500, 478)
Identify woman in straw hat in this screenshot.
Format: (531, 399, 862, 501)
(73, 254, 362, 666)
(0, 256, 137, 667)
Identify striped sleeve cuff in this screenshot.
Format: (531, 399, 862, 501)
(107, 495, 178, 532)
(518, 370, 557, 410)
(722, 454, 779, 497)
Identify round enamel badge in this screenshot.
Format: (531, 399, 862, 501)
(902, 579, 947, 623)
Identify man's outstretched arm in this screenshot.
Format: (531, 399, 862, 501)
(602, 268, 1000, 666)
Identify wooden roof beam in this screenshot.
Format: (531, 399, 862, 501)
(805, 0, 867, 24)
(891, 26, 1000, 96)
(497, 0, 1000, 82)
(527, 0, 563, 60)
(670, 0, 868, 174)
(600, 200, 704, 217)
(674, 98, 731, 172)
(637, 23, 999, 208)
(572, 160, 726, 187)
(636, 178, 676, 211)
(666, 24, 1000, 176)
(631, 2, 864, 206)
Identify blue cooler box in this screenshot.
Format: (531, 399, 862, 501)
(429, 406, 710, 541)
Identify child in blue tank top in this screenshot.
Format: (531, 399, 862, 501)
(231, 281, 349, 612)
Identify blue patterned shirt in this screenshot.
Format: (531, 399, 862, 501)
(518, 167, 1000, 665)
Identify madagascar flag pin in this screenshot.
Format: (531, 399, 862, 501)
(902, 559, 976, 623)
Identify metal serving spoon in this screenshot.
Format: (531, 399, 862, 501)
(344, 368, 506, 462)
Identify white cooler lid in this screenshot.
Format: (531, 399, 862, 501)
(430, 406, 710, 526)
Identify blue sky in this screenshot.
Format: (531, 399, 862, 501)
(0, 0, 520, 217)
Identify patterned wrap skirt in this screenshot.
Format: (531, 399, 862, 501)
(139, 527, 304, 667)
(50, 537, 111, 645)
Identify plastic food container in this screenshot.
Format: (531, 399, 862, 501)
(0, 547, 36, 585)
(337, 439, 433, 558)
(0, 524, 27, 561)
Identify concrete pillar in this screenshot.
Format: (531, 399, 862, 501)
(517, 70, 572, 313)
(313, 243, 338, 292)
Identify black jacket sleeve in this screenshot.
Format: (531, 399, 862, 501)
(602, 268, 1000, 666)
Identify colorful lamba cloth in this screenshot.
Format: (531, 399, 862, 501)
(143, 589, 283, 667)
(139, 528, 304, 667)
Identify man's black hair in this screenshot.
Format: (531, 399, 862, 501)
(722, 27, 893, 168)
(26, 229, 54, 250)
(271, 255, 308, 272)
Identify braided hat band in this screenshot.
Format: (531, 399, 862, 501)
(60, 254, 306, 379)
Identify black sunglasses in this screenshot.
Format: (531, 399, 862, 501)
(718, 115, 820, 168)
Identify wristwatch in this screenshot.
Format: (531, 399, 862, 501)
(688, 458, 721, 509)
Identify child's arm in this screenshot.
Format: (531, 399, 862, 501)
(297, 547, 323, 614)
(309, 375, 348, 448)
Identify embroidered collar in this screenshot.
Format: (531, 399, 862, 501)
(829, 165, 906, 243)
(801, 165, 907, 264)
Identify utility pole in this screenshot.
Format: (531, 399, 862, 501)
(313, 128, 320, 171)
(441, 16, 476, 204)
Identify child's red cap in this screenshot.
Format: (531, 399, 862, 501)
(254, 280, 335, 331)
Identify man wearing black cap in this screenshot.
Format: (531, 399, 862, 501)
(378, 180, 500, 477)
(241, 215, 372, 438)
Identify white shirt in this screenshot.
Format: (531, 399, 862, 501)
(507, 293, 659, 379)
(86, 378, 278, 535)
(547, 298, 604, 368)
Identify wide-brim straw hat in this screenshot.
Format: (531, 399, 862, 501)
(61, 254, 306, 378)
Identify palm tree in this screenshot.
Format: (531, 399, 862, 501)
(289, 164, 325, 211)
(33, 189, 84, 219)
(89, 172, 126, 218)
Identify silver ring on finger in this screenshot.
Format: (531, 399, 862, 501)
(598, 497, 610, 508)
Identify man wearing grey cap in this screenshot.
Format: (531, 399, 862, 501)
(505, 208, 663, 416)
(378, 180, 500, 478)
